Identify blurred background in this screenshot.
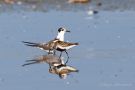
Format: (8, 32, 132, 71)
(0, 0, 135, 90)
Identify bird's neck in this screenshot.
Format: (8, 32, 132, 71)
(56, 32, 64, 41)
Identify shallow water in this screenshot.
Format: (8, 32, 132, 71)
(0, 0, 135, 90)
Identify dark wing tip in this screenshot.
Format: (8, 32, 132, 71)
(22, 41, 36, 44)
(75, 43, 79, 45)
(76, 69, 79, 72)
(22, 64, 26, 67)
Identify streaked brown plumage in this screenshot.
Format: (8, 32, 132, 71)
(56, 41, 79, 48)
(22, 39, 58, 54)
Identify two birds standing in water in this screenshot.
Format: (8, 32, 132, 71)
(22, 27, 79, 79)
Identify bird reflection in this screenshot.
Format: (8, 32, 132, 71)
(22, 54, 79, 79)
(49, 64, 79, 79)
(22, 54, 62, 68)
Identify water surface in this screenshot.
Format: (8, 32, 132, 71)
(0, 0, 135, 90)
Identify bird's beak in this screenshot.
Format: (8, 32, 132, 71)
(66, 30, 70, 32)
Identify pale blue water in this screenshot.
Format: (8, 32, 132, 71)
(0, 1, 135, 90)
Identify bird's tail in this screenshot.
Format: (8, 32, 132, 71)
(22, 61, 38, 67)
(22, 59, 40, 67)
(75, 69, 79, 72)
(74, 43, 79, 45)
(25, 59, 39, 62)
(22, 41, 41, 47)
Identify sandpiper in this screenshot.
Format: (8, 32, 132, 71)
(23, 27, 70, 54)
(22, 54, 63, 68)
(49, 64, 79, 79)
(54, 41, 79, 64)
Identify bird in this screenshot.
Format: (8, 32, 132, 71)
(22, 27, 70, 54)
(49, 64, 79, 79)
(54, 40, 79, 64)
(22, 54, 63, 68)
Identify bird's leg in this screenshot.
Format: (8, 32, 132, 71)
(52, 43, 57, 56)
(53, 42, 57, 56)
(65, 50, 69, 64)
(53, 49, 56, 56)
(48, 49, 51, 54)
(59, 51, 62, 59)
(53, 46, 56, 56)
(49, 64, 51, 69)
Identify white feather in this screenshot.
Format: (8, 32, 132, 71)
(57, 44, 77, 50)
